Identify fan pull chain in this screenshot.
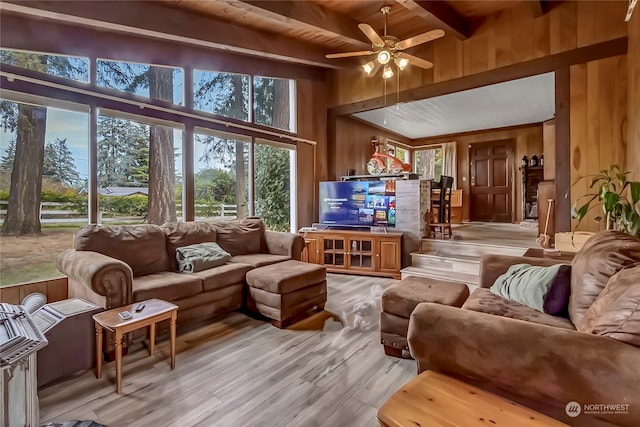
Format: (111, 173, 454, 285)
(396, 69, 400, 109)
(383, 77, 387, 125)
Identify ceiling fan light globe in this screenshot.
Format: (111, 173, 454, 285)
(382, 65, 394, 79)
(377, 50, 391, 65)
(363, 60, 376, 75)
(395, 57, 409, 70)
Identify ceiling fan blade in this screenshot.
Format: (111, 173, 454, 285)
(397, 53, 434, 70)
(326, 51, 374, 59)
(358, 23, 384, 47)
(396, 29, 445, 50)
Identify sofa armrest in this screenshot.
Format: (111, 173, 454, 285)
(479, 255, 567, 288)
(56, 249, 133, 309)
(408, 303, 640, 426)
(264, 230, 305, 260)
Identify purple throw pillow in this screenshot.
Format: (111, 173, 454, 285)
(543, 265, 572, 314)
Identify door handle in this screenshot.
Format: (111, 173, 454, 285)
(471, 176, 476, 186)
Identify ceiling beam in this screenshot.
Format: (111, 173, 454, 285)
(394, 0, 470, 40)
(530, 1, 546, 18)
(0, 0, 340, 69)
(235, 1, 371, 50)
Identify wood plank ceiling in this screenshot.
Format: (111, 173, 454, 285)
(160, 1, 547, 62)
(2, 0, 547, 68)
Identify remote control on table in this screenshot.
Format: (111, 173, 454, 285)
(135, 303, 145, 312)
(119, 310, 132, 320)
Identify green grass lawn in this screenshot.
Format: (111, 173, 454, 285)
(0, 225, 78, 287)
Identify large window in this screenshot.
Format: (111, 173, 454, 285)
(97, 60, 183, 105)
(255, 140, 296, 232)
(415, 147, 443, 181)
(194, 129, 249, 221)
(0, 98, 89, 285)
(97, 113, 183, 224)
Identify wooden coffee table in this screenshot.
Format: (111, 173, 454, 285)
(93, 298, 178, 394)
(378, 371, 569, 427)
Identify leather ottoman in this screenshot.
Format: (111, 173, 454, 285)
(381, 276, 469, 358)
(245, 260, 327, 328)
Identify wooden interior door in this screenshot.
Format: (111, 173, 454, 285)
(469, 140, 514, 222)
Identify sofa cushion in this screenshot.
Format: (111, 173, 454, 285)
(176, 242, 231, 273)
(570, 230, 640, 328)
(161, 221, 217, 271)
(229, 254, 290, 268)
(462, 288, 575, 330)
(490, 264, 571, 314)
(579, 265, 640, 346)
(212, 217, 264, 256)
(193, 262, 254, 292)
(75, 224, 170, 277)
(132, 271, 202, 302)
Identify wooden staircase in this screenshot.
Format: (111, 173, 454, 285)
(401, 239, 529, 290)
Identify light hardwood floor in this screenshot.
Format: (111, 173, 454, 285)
(39, 274, 416, 427)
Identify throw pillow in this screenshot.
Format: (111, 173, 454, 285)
(579, 265, 640, 346)
(490, 263, 571, 314)
(176, 242, 231, 273)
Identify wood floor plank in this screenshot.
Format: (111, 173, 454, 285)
(39, 274, 415, 427)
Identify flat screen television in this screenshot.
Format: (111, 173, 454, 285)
(318, 180, 396, 228)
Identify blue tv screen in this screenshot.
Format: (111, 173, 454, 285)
(319, 180, 396, 227)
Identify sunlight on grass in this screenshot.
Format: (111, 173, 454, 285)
(0, 227, 76, 287)
(0, 263, 64, 287)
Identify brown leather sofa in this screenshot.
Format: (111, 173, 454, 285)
(408, 231, 640, 427)
(57, 217, 304, 352)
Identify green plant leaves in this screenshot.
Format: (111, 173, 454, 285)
(574, 165, 640, 238)
(631, 182, 640, 205)
(603, 191, 619, 211)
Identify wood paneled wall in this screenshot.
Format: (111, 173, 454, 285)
(412, 124, 543, 223)
(296, 79, 328, 228)
(0, 277, 68, 305)
(332, 116, 411, 180)
(328, 1, 628, 107)
(570, 55, 628, 232)
(628, 10, 640, 180)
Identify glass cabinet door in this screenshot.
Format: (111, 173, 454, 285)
(348, 238, 374, 270)
(322, 237, 346, 267)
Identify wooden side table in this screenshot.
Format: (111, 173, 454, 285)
(93, 298, 177, 394)
(378, 371, 569, 427)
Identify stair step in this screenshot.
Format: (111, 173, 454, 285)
(410, 252, 479, 275)
(420, 239, 528, 258)
(400, 266, 480, 286)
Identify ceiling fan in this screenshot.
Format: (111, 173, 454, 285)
(326, 6, 445, 77)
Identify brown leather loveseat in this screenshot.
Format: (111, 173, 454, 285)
(408, 230, 640, 427)
(57, 217, 304, 352)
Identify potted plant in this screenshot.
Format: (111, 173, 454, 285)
(572, 164, 640, 237)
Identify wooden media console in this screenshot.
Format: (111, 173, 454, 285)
(300, 229, 402, 279)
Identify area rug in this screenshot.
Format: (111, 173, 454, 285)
(42, 421, 106, 427)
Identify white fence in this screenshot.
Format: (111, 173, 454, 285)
(0, 201, 238, 224)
